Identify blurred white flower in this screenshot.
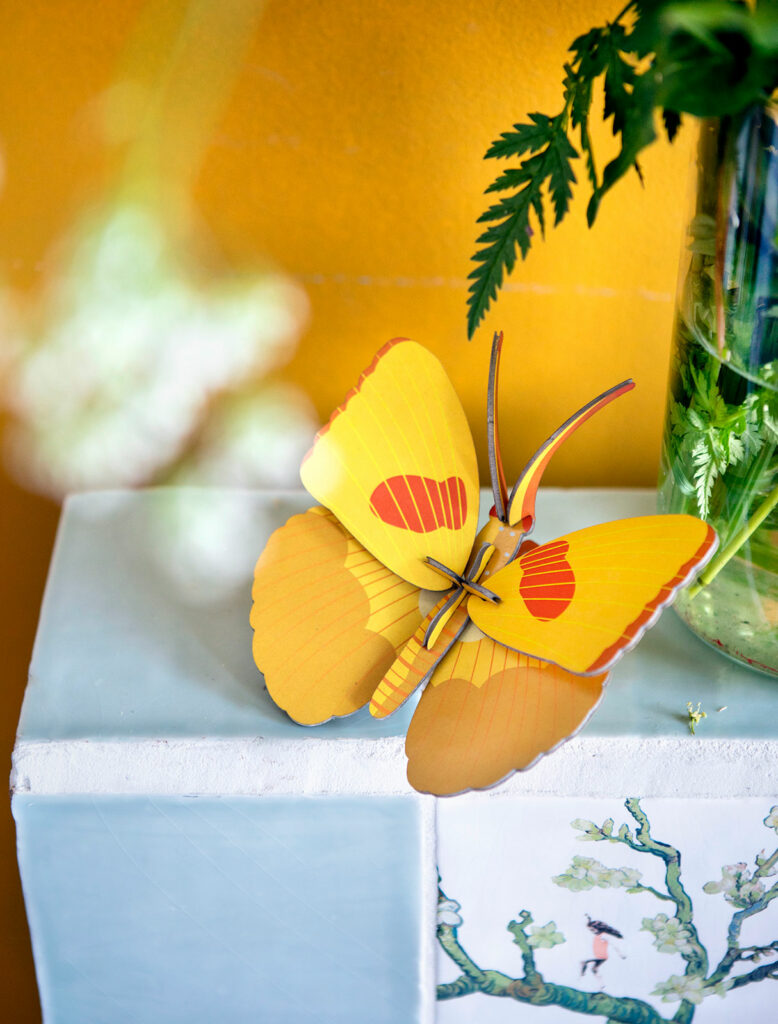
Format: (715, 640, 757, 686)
(641, 913, 695, 954)
(705, 979, 733, 999)
(609, 867, 642, 889)
(5, 203, 311, 497)
(703, 863, 766, 908)
(653, 973, 732, 1004)
(527, 921, 565, 949)
(571, 818, 602, 841)
(652, 974, 705, 1005)
(437, 898, 463, 928)
(553, 856, 643, 892)
(182, 387, 314, 489)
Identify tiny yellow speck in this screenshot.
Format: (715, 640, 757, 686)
(686, 701, 707, 735)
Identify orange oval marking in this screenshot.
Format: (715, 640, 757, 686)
(370, 475, 466, 533)
(519, 540, 575, 621)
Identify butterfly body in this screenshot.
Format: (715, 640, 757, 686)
(251, 335, 717, 794)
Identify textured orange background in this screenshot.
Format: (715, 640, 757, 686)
(0, 2, 691, 1016)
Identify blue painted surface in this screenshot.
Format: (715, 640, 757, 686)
(14, 794, 423, 1024)
(19, 489, 417, 741)
(18, 487, 778, 743)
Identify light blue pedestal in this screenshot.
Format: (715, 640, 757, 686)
(11, 488, 778, 1024)
(15, 794, 421, 1024)
(17, 488, 776, 747)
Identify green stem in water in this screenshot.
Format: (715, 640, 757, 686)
(688, 478, 778, 598)
(716, 443, 774, 552)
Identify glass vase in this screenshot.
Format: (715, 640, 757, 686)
(658, 107, 778, 677)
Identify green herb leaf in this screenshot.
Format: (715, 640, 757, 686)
(467, 0, 778, 334)
(483, 114, 557, 159)
(588, 72, 658, 225)
(601, 23, 636, 136)
(467, 114, 578, 337)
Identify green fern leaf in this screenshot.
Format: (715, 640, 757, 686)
(484, 115, 554, 160)
(692, 438, 718, 517)
(467, 113, 576, 336)
(547, 132, 579, 223)
(467, 186, 540, 339)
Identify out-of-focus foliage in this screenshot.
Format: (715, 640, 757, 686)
(4, 203, 312, 497)
(0, 200, 315, 600)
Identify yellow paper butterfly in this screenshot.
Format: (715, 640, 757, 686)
(251, 335, 717, 795)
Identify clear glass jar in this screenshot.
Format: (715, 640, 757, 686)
(658, 108, 778, 677)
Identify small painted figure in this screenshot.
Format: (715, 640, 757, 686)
(580, 914, 623, 976)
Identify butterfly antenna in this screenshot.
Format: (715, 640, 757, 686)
(487, 330, 509, 521)
(506, 378, 635, 530)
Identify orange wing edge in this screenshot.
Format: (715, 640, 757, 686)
(584, 522, 719, 675)
(475, 521, 719, 679)
(300, 337, 410, 468)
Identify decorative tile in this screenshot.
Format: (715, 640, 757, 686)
(15, 794, 425, 1024)
(437, 796, 778, 1022)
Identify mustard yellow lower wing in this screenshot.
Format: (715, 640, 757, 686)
(405, 627, 607, 795)
(469, 515, 717, 675)
(251, 506, 422, 724)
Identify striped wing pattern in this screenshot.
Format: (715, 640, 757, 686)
(251, 506, 422, 724)
(300, 339, 479, 591)
(369, 599, 469, 719)
(405, 628, 607, 795)
(469, 515, 718, 675)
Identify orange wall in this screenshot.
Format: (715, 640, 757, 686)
(0, 2, 691, 1017)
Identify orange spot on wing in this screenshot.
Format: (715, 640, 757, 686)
(370, 475, 467, 533)
(519, 540, 575, 621)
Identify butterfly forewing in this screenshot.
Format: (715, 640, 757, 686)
(300, 339, 480, 591)
(468, 515, 717, 675)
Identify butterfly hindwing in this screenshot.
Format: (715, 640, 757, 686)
(405, 623, 608, 795)
(468, 514, 717, 675)
(300, 339, 480, 590)
(251, 506, 423, 724)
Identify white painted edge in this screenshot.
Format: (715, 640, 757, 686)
(11, 735, 778, 799)
(419, 797, 437, 1024)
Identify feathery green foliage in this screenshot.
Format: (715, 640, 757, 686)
(467, 0, 778, 337)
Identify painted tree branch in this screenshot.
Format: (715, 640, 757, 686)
(739, 941, 778, 963)
(437, 891, 677, 1023)
(619, 799, 708, 978)
(437, 800, 778, 1021)
(728, 958, 778, 988)
(709, 857, 778, 985)
(728, 958, 778, 983)
(630, 883, 674, 903)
